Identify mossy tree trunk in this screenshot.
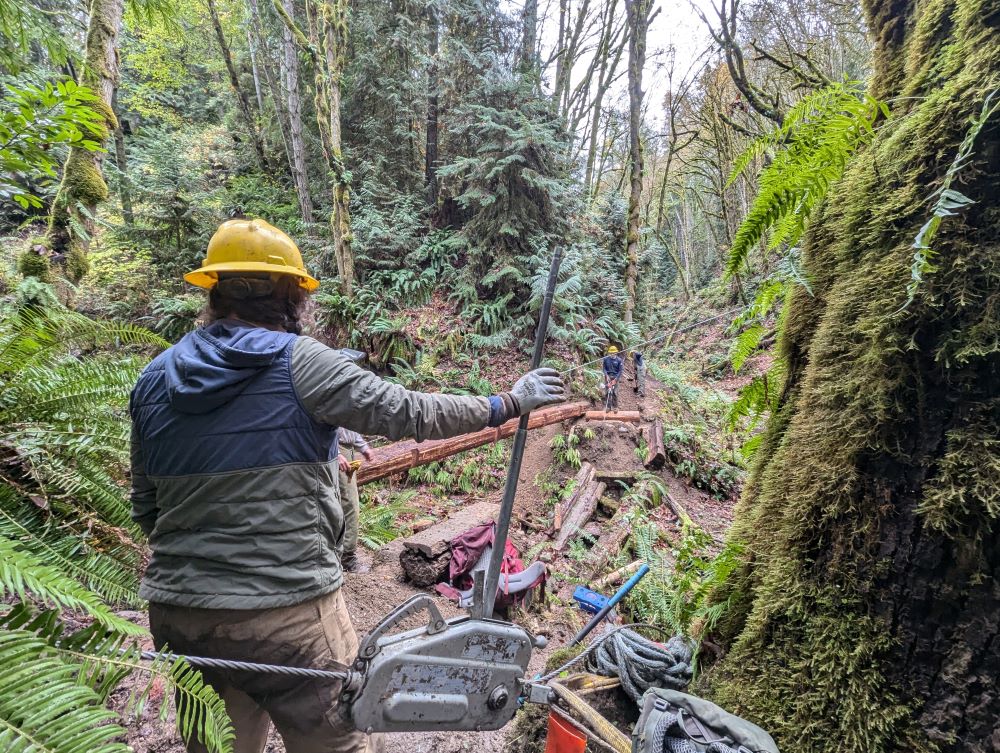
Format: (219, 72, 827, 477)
(273, 0, 354, 294)
(43, 0, 125, 282)
(623, 0, 650, 324)
(425, 1, 439, 212)
(706, 0, 1000, 751)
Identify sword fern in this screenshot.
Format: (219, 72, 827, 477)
(726, 81, 888, 278)
(0, 289, 233, 753)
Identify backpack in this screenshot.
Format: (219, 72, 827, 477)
(632, 688, 779, 753)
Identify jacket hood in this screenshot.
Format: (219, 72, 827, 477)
(165, 319, 294, 414)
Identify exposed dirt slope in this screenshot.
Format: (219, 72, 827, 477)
(113, 352, 743, 752)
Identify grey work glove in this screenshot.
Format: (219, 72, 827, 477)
(507, 367, 566, 415)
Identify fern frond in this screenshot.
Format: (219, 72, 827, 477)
(0, 535, 142, 634)
(730, 325, 765, 373)
(0, 630, 130, 753)
(726, 82, 888, 277)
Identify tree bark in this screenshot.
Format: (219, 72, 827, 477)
(110, 87, 133, 225)
(520, 0, 538, 72)
(44, 0, 125, 281)
(246, 27, 265, 113)
(279, 0, 314, 224)
(273, 0, 355, 293)
(583, 0, 624, 198)
(206, 0, 268, 170)
(706, 0, 1000, 750)
(622, 0, 650, 324)
(357, 402, 590, 485)
(425, 1, 440, 211)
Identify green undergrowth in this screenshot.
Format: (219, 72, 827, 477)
(405, 441, 508, 497)
(357, 488, 416, 549)
(646, 360, 745, 499)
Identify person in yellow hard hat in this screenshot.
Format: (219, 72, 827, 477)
(130, 219, 566, 753)
(602, 345, 623, 411)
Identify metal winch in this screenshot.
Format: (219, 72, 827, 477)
(344, 591, 543, 733)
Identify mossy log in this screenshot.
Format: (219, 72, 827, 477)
(705, 1, 1000, 751)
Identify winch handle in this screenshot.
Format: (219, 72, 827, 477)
(357, 594, 447, 660)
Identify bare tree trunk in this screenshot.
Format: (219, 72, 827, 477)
(622, 0, 651, 324)
(247, 0, 295, 181)
(43, 0, 125, 282)
(246, 27, 265, 113)
(279, 0, 314, 223)
(207, 0, 268, 170)
(110, 87, 133, 225)
(425, 1, 440, 211)
(584, 0, 625, 199)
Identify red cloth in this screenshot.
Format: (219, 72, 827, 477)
(448, 522, 523, 590)
(434, 521, 544, 610)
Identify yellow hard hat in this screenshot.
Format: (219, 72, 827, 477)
(184, 219, 319, 291)
(607, 345, 619, 354)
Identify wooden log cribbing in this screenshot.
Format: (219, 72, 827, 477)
(357, 401, 589, 485)
(643, 418, 666, 470)
(554, 462, 596, 532)
(582, 410, 642, 422)
(398, 500, 500, 586)
(554, 480, 607, 550)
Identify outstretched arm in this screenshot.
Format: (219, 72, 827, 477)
(292, 337, 564, 441)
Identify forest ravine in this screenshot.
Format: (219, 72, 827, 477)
(1, 0, 997, 750)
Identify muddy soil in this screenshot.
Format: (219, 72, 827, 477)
(111, 355, 741, 753)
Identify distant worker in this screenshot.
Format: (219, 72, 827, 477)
(129, 219, 565, 753)
(632, 350, 646, 398)
(602, 345, 623, 411)
(337, 428, 374, 573)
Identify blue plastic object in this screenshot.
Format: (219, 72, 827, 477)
(572, 586, 610, 614)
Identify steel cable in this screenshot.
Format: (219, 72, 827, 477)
(139, 650, 351, 681)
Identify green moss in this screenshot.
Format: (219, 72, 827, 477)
(16, 249, 52, 281)
(65, 244, 90, 283)
(706, 0, 1000, 749)
(63, 151, 110, 205)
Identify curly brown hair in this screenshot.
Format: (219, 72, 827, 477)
(206, 274, 309, 333)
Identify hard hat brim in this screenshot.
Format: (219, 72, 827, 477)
(184, 261, 320, 291)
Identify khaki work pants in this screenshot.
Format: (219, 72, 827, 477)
(338, 446, 360, 557)
(149, 589, 379, 753)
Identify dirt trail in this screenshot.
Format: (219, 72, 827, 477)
(116, 363, 739, 752)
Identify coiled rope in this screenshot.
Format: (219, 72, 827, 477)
(587, 629, 694, 702)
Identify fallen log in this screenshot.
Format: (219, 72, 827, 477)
(554, 480, 606, 550)
(593, 560, 644, 591)
(398, 501, 498, 587)
(582, 410, 642, 422)
(644, 418, 666, 470)
(358, 401, 589, 485)
(663, 491, 693, 527)
(593, 470, 637, 486)
(554, 462, 596, 533)
(586, 498, 639, 578)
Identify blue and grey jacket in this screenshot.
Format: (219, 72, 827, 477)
(602, 355, 624, 380)
(130, 319, 506, 609)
